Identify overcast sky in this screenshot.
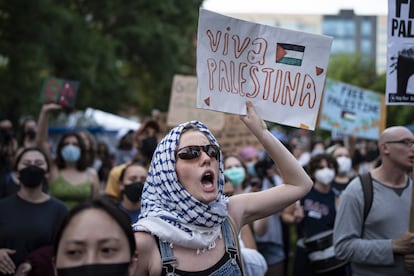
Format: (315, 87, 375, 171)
(202, 0, 388, 15)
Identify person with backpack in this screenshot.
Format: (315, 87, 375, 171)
(333, 126, 414, 276)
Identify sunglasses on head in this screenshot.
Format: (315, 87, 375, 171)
(175, 144, 220, 160)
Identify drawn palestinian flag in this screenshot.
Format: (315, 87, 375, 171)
(276, 43, 305, 66)
(341, 110, 356, 122)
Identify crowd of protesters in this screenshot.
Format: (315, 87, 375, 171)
(0, 102, 413, 276)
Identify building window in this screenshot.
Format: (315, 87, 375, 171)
(323, 19, 355, 37)
(361, 39, 372, 53)
(331, 38, 355, 53)
(361, 20, 372, 37)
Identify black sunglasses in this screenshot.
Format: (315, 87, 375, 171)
(175, 145, 220, 160)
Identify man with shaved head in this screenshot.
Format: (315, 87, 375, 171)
(333, 126, 414, 276)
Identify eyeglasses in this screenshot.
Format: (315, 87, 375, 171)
(175, 145, 220, 160)
(385, 139, 414, 147)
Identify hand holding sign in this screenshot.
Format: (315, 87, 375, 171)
(240, 101, 268, 135)
(40, 77, 79, 112)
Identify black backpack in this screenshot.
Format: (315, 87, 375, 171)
(359, 172, 373, 222)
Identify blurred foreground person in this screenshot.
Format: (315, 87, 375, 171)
(53, 198, 138, 276)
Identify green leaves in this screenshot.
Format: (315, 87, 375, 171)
(0, 0, 202, 123)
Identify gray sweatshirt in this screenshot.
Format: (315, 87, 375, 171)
(333, 176, 413, 276)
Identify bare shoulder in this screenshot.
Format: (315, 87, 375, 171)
(134, 231, 162, 276)
(135, 231, 157, 249)
(87, 167, 99, 177)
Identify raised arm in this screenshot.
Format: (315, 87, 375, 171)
(228, 101, 312, 229)
(35, 103, 61, 156)
(35, 103, 62, 179)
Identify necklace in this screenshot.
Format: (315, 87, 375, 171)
(196, 232, 222, 255)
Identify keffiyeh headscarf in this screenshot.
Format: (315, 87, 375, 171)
(132, 121, 228, 250)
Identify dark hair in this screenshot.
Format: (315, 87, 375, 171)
(55, 132, 88, 170)
(53, 198, 136, 257)
(137, 120, 160, 136)
(0, 127, 15, 148)
(307, 153, 338, 181)
(117, 130, 134, 150)
(119, 160, 147, 183)
(254, 153, 275, 180)
(13, 147, 50, 172)
(78, 130, 97, 168)
(18, 116, 36, 146)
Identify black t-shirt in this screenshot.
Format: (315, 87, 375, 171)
(298, 187, 336, 239)
(331, 179, 350, 197)
(0, 194, 68, 268)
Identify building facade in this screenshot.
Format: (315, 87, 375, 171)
(226, 10, 387, 73)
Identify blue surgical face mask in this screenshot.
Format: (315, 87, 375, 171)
(224, 167, 246, 187)
(61, 144, 81, 163)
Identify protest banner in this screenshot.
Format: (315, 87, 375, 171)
(386, 0, 414, 105)
(318, 79, 386, 140)
(167, 74, 225, 131)
(40, 77, 79, 111)
(196, 9, 333, 130)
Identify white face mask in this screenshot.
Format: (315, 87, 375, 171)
(314, 168, 335, 185)
(336, 156, 352, 174)
(311, 148, 325, 156)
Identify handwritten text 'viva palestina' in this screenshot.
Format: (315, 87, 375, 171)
(204, 27, 319, 109)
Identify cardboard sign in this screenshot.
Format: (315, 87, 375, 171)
(196, 9, 333, 130)
(386, 0, 414, 105)
(167, 74, 225, 131)
(40, 77, 79, 110)
(212, 113, 263, 154)
(318, 79, 386, 140)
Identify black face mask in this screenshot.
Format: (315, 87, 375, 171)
(19, 165, 46, 188)
(25, 129, 36, 140)
(123, 182, 144, 202)
(141, 135, 158, 160)
(56, 263, 129, 276)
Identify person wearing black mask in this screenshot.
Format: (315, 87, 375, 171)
(0, 147, 68, 276)
(117, 161, 147, 224)
(135, 119, 161, 166)
(53, 198, 138, 276)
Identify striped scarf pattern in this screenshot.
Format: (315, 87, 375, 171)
(133, 121, 228, 248)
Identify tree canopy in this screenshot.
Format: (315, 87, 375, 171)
(0, 0, 203, 124)
(1, 3, 412, 128)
